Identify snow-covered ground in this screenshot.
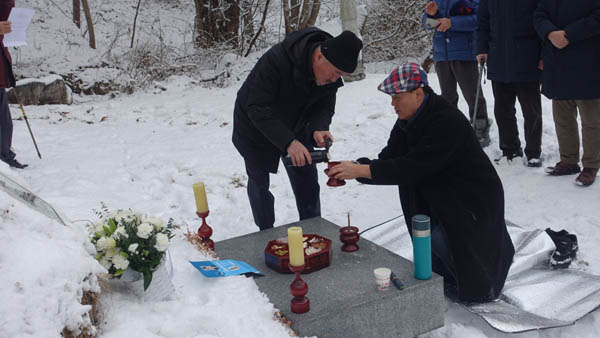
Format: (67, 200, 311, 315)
(1, 70, 599, 338)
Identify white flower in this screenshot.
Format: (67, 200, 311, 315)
(112, 226, 128, 239)
(142, 215, 164, 230)
(99, 256, 112, 270)
(154, 233, 169, 252)
(114, 210, 136, 223)
(136, 223, 154, 239)
(105, 247, 120, 258)
(112, 254, 129, 270)
(96, 236, 116, 251)
(128, 243, 139, 253)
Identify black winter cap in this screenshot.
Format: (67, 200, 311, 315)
(320, 31, 363, 73)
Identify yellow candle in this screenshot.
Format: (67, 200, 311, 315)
(192, 182, 209, 214)
(288, 227, 305, 266)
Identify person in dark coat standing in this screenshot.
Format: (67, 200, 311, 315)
(477, 0, 543, 167)
(0, 0, 26, 169)
(232, 28, 363, 230)
(422, 0, 492, 147)
(329, 63, 514, 302)
(535, 0, 600, 186)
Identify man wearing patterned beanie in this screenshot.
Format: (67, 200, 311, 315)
(232, 28, 362, 231)
(329, 63, 514, 302)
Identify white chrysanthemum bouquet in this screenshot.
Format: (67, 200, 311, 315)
(88, 205, 175, 290)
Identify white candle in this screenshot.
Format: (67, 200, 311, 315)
(192, 182, 209, 214)
(288, 227, 305, 267)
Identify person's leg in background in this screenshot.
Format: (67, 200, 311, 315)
(515, 81, 543, 166)
(574, 99, 600, 186)
(453, 61, 491, 147)
(0, 88, 16, 163)
(492, 81, 523, 160)
(435, 61, 460, 107)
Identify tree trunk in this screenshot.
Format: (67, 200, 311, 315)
(282, 0, 321, 34)
(245, 0, 271, 56)
(340, 0, 364, 81)
(73, 0, 80, 28)
(81, 0, 95, 49)
(194, 0, 240, 48)
(130, 0, 143, 48)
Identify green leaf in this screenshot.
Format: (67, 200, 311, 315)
(120, 251, 129, 259)
(94, 253, 104, 260)
(108, 218, 117, 232)
(103, 225, 112, 236)
(113, 269, 124, 277)
(143, 271, 153, 291)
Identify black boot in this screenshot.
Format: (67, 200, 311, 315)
(2, 158, 28, 169)
(475, 118, 492, 148)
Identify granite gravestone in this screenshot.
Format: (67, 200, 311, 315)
(216, 217, 444, 338)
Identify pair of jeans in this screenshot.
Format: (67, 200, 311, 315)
(245, 160, 321, 231)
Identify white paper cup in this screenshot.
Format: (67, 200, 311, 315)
(374, 267, 391, 291)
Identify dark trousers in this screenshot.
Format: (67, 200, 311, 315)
(245, 160, 321, 231)
(431, 222, 457, 286)
(491, 81, 542, 159)
(0, 88, 15, 161)
(435, 60, 488, 121)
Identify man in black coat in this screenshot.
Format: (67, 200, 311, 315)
(476, 0, 543, 167)
(232, 28, 363, 230)
(534, 0, 600, 186)
(329, 63, 514, 302)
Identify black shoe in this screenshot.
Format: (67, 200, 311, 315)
(2, 158, 28, 169)
(526, 157, 542, 168)
(494, 148, 523, 163)
(545, 228, 578, 269)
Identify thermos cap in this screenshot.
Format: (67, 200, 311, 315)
(412, 214, 431, 231)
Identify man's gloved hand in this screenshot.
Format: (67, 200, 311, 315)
(287, 139, 312, 167)
(313, 130, 334, 148)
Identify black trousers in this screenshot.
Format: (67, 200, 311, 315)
(491, 81, 542, 159)
(435, 60, 488, 121)
(245, 159, 321, 231)
(0, 88, 15, 161)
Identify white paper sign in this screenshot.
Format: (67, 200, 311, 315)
(3, 8, 34, 47)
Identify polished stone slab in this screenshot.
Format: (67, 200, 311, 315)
(216, 217, 445, 338)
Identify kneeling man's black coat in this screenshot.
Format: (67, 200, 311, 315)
(358, 87, 514, 302)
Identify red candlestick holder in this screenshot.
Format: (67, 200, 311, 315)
(339, 226, 360, 252)
(289, 264, 310, 314)
(196, 210, 214, 250)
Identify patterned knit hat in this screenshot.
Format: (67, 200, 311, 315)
(377, 63, 428, 95)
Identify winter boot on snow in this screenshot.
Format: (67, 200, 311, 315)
(545, 228, 578, 269)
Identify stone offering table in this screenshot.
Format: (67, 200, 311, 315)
(216, 217, 444, 338)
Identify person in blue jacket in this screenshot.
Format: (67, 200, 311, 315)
(476, 0, 543, 167)
(423, 0, 491, 147)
